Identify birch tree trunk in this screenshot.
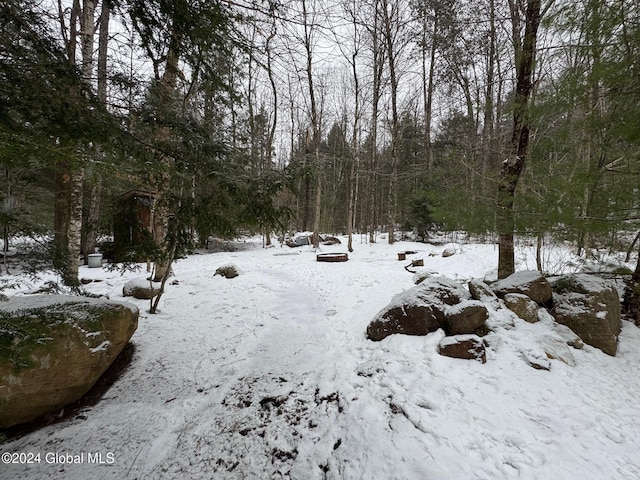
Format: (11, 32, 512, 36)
(53, 0, 88, 286)
(82, 0, 103, 263)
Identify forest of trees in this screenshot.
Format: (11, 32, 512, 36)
(1, 0, 639, 308)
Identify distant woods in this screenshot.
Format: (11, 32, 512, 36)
(1, 0, 639, 282)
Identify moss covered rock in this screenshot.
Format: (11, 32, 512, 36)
(0, 295, 138, 428)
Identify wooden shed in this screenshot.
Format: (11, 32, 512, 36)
(113, 190, 157, 261)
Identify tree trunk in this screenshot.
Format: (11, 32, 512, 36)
(481, 0, 496, 197)
(80, 0, 95, 81)
(422, 10, 437, 170)
(536, 233, 543, 272)
(82, 177, 102, 262)
(68, 170, 84, 281)
(3, 167, 11, 274)
(54, 167, 83, 286)
(53, 0, 87, 287)
(301, 0, 322, 248)
(151, 28, 180, 282)
(368, 0, 384, 244)
(625, 230, 640, 262)
(624, 239, 640, 325)
(263, 21, 278, 246)
(82, 0, 107, 263)
(497, 0, 542, 279)
(381, 0, 400, 245)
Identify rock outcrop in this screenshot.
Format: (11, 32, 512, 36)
(0, 296, 138, 428)
(550, 274, 621, 356)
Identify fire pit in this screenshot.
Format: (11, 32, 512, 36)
(316, 253, 349, 262)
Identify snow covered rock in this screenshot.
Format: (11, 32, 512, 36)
(214, 264, 240, 279)
(520, 348, 551, 370)
(321, 236, 341, 245)
(444, 300, 488, 335)
(490, 270, 552, 305)
(366, 303, 442, 341)
(0, 296, 138, 428)
(123, 278, 161, 299)
(413, 271, 430, 285)
(442, 246, 456, 257)
(468, 279, 499, 303)
(366, 277, 470, 341)
(503, 293, 539, 323)
(438, 334, 486, 363)
(538, 334, 577, 367)
(550, 274, 621, 356)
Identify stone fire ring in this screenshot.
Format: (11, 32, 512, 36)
(316, 252, 349, 262)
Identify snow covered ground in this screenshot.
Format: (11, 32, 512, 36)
(2, 236, 640, 480)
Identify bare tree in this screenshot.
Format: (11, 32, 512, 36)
(497, 0, 544, 278)
(340, 0, 364, 252)
(365, 0, 385, 243)
(299, 0, 324, 247)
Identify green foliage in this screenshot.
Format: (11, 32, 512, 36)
(0, 1, 116, 161)
(403, 190, 434, 241)
(510, 0, 640, 250)
(238, 174, 291, 232)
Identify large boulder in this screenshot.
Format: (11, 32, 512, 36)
(123, 278, 161, 299)
(550, 274, 621, 356)
(444, 300, 488, 335)
(503, 293, 539, 323)
(0, 295, 138, 428)
(490, 270, 552, 305)
(367, 277, 470, 341)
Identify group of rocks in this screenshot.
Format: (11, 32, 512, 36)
(285, 234, 341, 248)
(366, 269, 622, 363)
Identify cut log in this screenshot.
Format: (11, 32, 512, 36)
(316, 253, 349, 262)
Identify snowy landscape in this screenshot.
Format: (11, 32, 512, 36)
(2, 235, 640, 480)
